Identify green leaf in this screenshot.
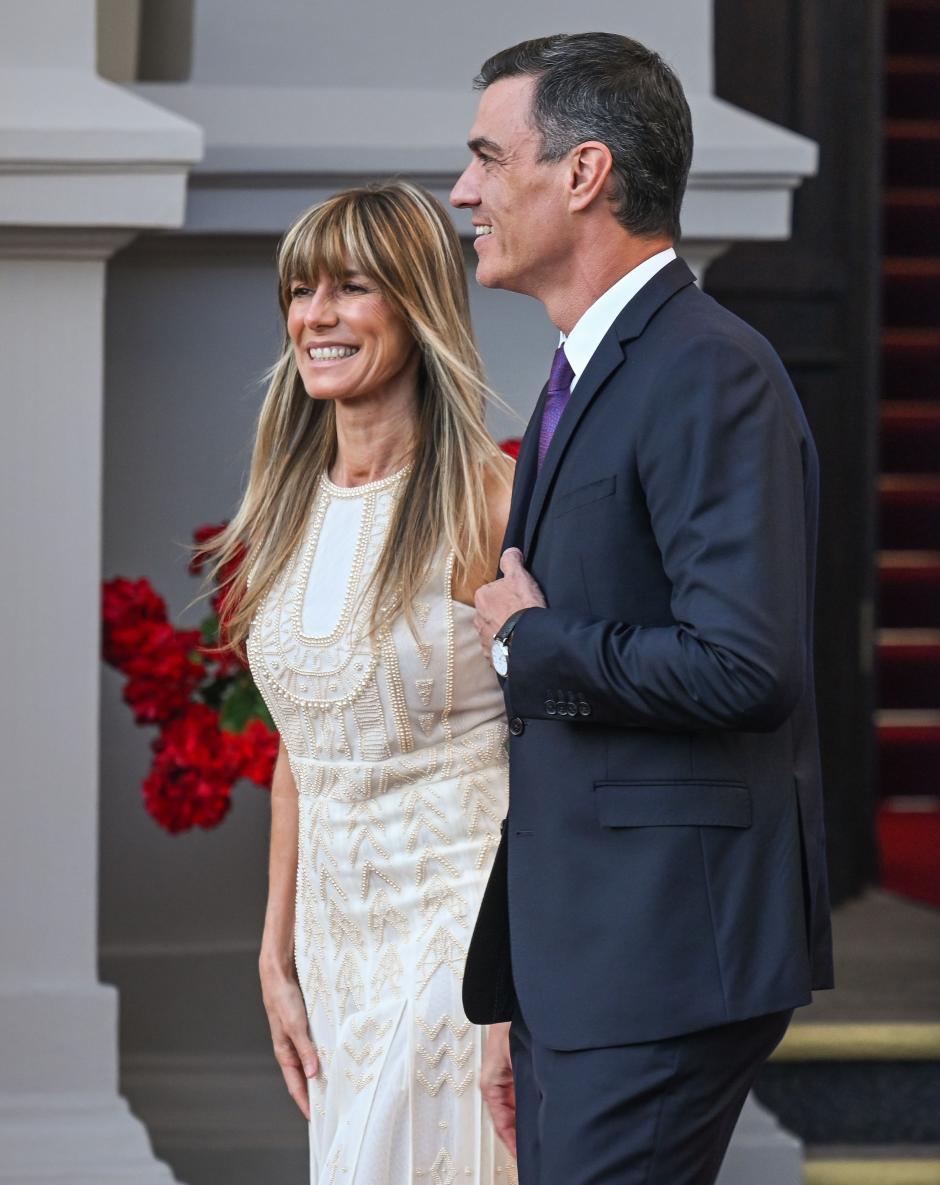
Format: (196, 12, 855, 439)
(200, 614, 220, 645)
(219, 674, 274, 733)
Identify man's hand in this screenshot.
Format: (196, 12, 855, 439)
(481, 1021, 516, 1156)
(474, 548, 547, 663)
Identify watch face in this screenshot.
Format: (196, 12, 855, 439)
(491, 638, 508, 677)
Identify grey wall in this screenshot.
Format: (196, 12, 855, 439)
(187, 0, 712, 91)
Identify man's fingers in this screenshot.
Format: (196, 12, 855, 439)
(499, 548, 524, 577)
(482, 1085, 517, 1156)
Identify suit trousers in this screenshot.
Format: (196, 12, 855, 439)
(509, 1003, 793, 1185)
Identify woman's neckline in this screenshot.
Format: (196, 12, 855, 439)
(320, 464, 412, 497)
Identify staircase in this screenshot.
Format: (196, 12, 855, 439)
(750, 8, 940, 1181)
(754, 892, 940, 1185)
(877, 0, 940, 911)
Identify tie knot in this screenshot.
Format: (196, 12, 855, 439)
(548, 345, 574, 395)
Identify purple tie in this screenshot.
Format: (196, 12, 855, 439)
(537, 345, 575, 471)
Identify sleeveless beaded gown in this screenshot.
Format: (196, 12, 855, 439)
(248, 468, 516, 1185)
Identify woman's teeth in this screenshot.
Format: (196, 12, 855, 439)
(308, 346, 359, 360)
(475, 225, 494, 236)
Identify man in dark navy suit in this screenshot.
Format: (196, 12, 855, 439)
(450, 32, 833, 1185)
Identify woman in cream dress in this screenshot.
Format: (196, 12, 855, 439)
(206, 182, 517, 1183)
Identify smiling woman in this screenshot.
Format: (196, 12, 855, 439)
(195, 181, 516, 1184)
(286, 268, 419, 411)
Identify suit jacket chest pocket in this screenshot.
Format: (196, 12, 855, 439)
(550, 474, 616, 518)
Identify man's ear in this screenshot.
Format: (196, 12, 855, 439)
(567, 142, 614, 212)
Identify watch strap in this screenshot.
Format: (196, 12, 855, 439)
(495, 608, 528, 646)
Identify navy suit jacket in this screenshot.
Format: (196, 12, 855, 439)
(463, 258, 834, 1051)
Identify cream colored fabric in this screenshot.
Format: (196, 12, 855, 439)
(248, 468, 515, 1184)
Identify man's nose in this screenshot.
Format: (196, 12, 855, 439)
(450, 164, 478, 208)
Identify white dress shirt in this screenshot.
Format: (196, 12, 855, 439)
(562, 247, 677, 390)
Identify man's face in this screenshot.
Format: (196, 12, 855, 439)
(451, 75, 571, 295)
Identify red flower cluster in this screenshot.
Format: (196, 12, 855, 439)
(143, 704, 242, 833)
(102, 526, 278, 835)
(102, 579, 204, 726)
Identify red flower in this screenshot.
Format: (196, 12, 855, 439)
(143, 704, 244, 833)
(189, 523, 228, 575)
(231, 719, 279, 787)
(102, 578, 168, 669)
(122, 623, 204, 725)
(499, 437, 522, 460)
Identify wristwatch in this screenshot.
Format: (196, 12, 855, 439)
(491, 610, 528, 678)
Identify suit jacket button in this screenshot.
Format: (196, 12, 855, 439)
(544, 699, 556, 715)
(578, 701, 592, 717)
(509, 716, 525, 736)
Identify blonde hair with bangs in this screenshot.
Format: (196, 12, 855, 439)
(207, 180, 513, 653)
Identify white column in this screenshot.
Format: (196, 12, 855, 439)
(0, 2, 201, 1181)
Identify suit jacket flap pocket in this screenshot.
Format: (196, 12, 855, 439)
(551, 474, 616, 517)
(595, 780, 752, 828)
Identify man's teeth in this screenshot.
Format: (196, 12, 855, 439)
(475, 225, 494, 236)
(308, 346, 359, 360)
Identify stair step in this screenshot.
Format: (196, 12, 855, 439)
(888, 55, 940, 120)
(885, 120, 940, 186)
(878, 800, 940, 908)
(881, 402, 940, 471)
(880, 474, 940, 548)
(877, 708, 940, 742)
(884, 257, 940, 326)
(774, 1023, 940, 1061)
(889, 0, 940, 57)
(804, 1152, 940, 1185)
(878, 629, 940, 707)
(879, 627, 940, 658)
(879, 551, 940, 627)
(883, 329, 940, 391)
(885, 189, 940, 256)
(877, 711, 940, 798)
(756, 1051, 940, 1144)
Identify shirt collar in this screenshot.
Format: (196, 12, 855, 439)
(561, 247, 677, 389)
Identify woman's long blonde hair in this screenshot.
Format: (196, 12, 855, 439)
(206, 180, 513, 654)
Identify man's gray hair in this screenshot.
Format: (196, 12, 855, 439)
(475, 33, 693, 241)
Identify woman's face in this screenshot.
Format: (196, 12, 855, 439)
(286, 264, 418, 404)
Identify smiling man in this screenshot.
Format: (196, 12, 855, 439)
(451, 32, 833, 1185)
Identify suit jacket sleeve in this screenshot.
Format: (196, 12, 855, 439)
(505, 333, 810, 733)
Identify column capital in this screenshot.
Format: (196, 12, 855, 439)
(0, 67, 202, 231)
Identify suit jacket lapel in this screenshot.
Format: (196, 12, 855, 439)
(522, 258, 697, 557)
(501, 382, 547, 553)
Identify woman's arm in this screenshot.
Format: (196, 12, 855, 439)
(452, 457, 514, 608)
(259, 738, 318, 1119)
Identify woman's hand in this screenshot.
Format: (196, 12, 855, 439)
(260, 957, 318, 1120)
